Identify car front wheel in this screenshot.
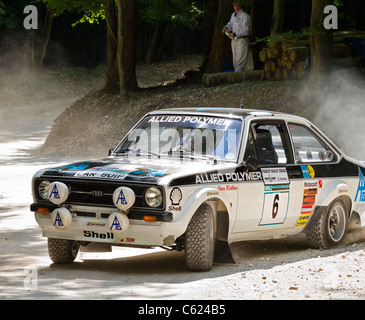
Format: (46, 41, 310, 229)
(48, 238, 80, 264)
(184, 204, 215, 271)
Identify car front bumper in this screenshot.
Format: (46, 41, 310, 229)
(32, 203, 176, 247)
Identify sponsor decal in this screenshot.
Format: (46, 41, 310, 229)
(170, 187, 182, 205)
(109, 215, 122, 231)
(86, 222, 106, 227)
(116, 189, 128, 206)
(207, 191, 219, 196)
(53, 211, 63, 227)
(264, 184, 290, 192)
(304, 181, 318, 188)
(195, 171, 262, 184)
(338, 189, 348, 194)
(259, 185, 290, 226)
(296, 184, 318, 227)
(49, 184, 60, 200)
(74, 167, 166, 180)
(196, 173, 224, 184)
(301, 165, 315, 178)
(261, 168, 289, 185)
(218, 185, 238, 191)
(303, 195, 316, 206)
(83, 230, 114, 239)
(355, 168, 365, 202)
(120, 237, 135, 243)
(148, 115, 232, 127)
(307, 165, 315, 178)
(168, 206, 181, 212)
(304, 188, 318, 195)
(55, 164, 90, 171)
(75, 171, 127, 179)
(131, 170, 166, 177)
(303, 180, 322, 189)
(297, 213, 311, 226)
(169, 187, 182, 211)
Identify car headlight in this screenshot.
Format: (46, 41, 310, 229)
(38, 180, 51, 200)
(145, 187, 162, 208)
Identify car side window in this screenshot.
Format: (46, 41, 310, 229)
(248, 122, 290, 165)
(288, 123, 337, 163)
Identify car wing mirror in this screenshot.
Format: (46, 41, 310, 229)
(244, 156, 259, 172)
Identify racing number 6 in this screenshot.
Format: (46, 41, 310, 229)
(272, 194, 279, 219)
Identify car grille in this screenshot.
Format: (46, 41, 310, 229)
(34, 178, 164, 210)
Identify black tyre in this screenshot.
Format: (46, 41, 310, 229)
(184, 204, 215, 271)
(306, 200, 348, 249)
(48, 238, 80, 264)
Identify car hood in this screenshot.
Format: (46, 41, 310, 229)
(35, 156, 235, 185)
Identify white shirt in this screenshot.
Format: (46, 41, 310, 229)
(225, 9, 251, 38)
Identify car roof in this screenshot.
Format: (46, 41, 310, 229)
(149, 107, 307, 122)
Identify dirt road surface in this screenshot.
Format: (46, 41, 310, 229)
(1, 186, 365, 300)
(1, 129, 365, 300)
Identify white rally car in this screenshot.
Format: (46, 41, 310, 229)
(31, 108, 365, 271)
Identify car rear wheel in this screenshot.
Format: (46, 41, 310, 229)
(184, 204, 215, 271)
(48, 238, 80, 264)
(306, 200, 348, 249)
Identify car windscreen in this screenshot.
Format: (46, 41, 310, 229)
(115, 114, 243, 162)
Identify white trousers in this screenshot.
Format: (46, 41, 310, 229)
(231, 38, 249, 72)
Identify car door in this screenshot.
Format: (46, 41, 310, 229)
(286, 122, 343, 228)
(233, 119, 302, 233)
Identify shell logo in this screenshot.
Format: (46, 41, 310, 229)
(307, 165, 315, 178)
(170, 187, 182, 205)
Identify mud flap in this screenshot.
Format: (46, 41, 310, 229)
(80, 243, 112, 253)
(348, 211, 361, 231)
(214, 240, 235, 264)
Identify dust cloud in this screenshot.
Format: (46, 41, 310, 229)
(300, 68, 365, 160)
(299, 67, 365, 240)
(0, 58, 104, 163)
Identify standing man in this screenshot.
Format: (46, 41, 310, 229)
(222, 0, 251, 72)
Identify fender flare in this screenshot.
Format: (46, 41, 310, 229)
(317, 181, 352, 210)
(165, 186, 233, 237)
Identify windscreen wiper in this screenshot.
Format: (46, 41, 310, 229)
(167, 149, 218, 164)
(116, 148, 160, 158)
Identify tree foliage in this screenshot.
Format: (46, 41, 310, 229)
(0, 0, 363, 83)
(139, 0, 204, 30)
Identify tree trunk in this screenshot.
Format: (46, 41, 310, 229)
(309, 0, 333, 81)
(146, 22, 159, 64)
(205, 0, 232, 73)
(116, 0, 127, 98)
(104, 0, 119, 92)
(156, 22, 173, 63)
(201, 0, 219, 73)
(116, 0, 138, 97)
(250, 0, 273, 70)
(122, 0, 138, 90)
(271, 0, 285, 37)
(33, 8, 54, 67)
